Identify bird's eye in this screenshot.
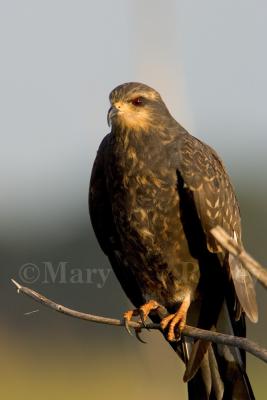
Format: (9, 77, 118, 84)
(130, 97, 144, 106)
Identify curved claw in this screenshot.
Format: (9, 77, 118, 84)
(123, 300, 160, 339)
(123, 314, 134, 336)
(135, 328, 147, 344)
(123, 310, 135, 336)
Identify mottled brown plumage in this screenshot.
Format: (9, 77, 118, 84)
(89, 82, 258, 399)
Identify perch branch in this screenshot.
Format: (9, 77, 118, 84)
(211, 225, 267, 289)
(11, 279, 267, 364)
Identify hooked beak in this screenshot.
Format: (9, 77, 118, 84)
(107, 105, 119, 127)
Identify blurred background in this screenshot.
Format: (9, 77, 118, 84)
(1, 1, 267, 399)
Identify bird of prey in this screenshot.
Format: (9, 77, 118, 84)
(89, 82, 258, 399)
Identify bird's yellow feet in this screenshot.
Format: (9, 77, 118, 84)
(123, 299, 160, 337)
(160, 294, 191, 341)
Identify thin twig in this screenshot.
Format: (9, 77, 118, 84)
(11, 279, 267, 364)
(211, 225, 267, 289)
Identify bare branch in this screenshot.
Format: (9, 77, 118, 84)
(11, 279, 267, 364)
(211, 225, 267, 289)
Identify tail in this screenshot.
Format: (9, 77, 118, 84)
(150, 292, 255, 399)
(183, 302, 255, 400)
(185, 343, 254, 400)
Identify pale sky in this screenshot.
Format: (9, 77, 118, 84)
(1, 0, 266, 242)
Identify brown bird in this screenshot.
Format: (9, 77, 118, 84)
(89, 82, 258, 399)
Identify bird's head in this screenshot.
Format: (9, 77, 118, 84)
(107, 82, 171, 132)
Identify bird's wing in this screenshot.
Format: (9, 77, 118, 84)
(89, 133, 186, 366)
(176, 133, 257, 398)
(176, 133, 258, 323)
(89, 134, 145, 308)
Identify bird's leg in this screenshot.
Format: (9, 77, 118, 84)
(123, 299, 160, 337)
(139, 299, 161, 327)
(160, 293, 191, 342)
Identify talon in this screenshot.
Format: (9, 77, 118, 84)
(160, 293, 191, 342)
(122, 300, 160, 339)
(124, 318, 133, 336)
(123, 310, 136, 336)
(135, 327, 147, 344)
